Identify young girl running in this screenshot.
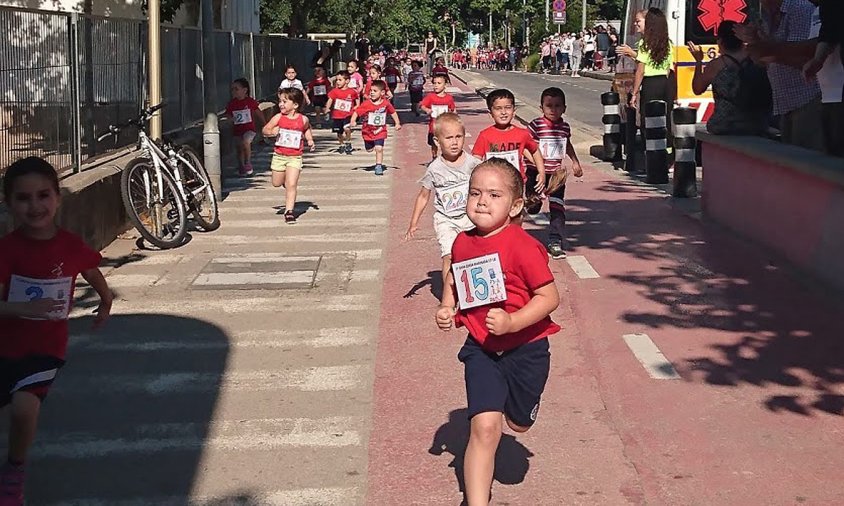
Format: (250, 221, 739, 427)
(306, 66, 332, 129)
(225, 78, 265, 176)
(262, 88, 316, 224)
(436, 158, 560, 506)
(0, 157, 113, 505)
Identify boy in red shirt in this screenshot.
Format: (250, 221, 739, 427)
(347, 80, 402, 176)
(1, 157, 113, 505)
(436, 158, 560, 505)
(407, 60, 426, 116)
(420, 74, 456, 159)
(225, 78, 265, 176)
(471, 88, 546, 192)
(306, 66, 332, 129)
(326, 70, 359, 155)
(431, 56, 450, 82)
(383, 58, 402, 101)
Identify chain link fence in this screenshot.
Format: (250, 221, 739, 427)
(0, 5, 329, 179)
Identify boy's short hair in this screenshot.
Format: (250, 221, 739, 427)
(3, 156, 60, 201)
(432, 74, 447, 83)
(411, 60, 422, 68)
(370, 80, 387, 92)
(472, 158, 524, 200)
(486, 89, 515, 110)
(433, 112, 464, 137)
(540, 87, 566, 105)
(279, 87, 305, 107)
(335, 70, 350, 79)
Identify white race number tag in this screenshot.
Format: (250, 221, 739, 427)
(232, 109, 252, 125)
(368, 112, 387, 126)
(386, 75, 398, 84)
(313, 85, 327, 96)
(437, 180, 470, 217)
(431, 104, 450, 118)
(412, 76, 425, 87)
(7, 274, 73, 320)
(276, 128, 303, 149)
(485, 150, 521, 170)
(334, 99, 353, 112)
(452, 253, 507, 310)
(539, 138, 567, 161)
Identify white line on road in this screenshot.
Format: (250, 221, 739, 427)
(622, 333, 681, 380)
(525, 212, 550, 226)
(193, 271, 315, 286)
(223, 203, 388, 213)
(218, 217, 387, 228)
(210, 255, 320, 264)
(222, 193, 389, 203)
(189, 233, 383, 244)
(566, 255, 601, 279)
(46, 488, 359, 506)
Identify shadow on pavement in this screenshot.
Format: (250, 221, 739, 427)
(403, 270, 443, 301)
(429, 408, 534, 499)
(22, 313, 229, 503)
(565, 179, 844, 416)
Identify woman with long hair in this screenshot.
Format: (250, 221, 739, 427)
(631, 7, 673, 111)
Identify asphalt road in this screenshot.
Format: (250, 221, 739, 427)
(467, 69, 613, 130)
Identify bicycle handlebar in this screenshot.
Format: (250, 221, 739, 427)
(96, 103, 166, 142)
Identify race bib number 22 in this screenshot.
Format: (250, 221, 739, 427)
(452, 253, 507, 310)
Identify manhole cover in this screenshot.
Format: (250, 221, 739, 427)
(191, 255, 321, 290)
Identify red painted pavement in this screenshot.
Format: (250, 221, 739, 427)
(366, 79, 844, 505)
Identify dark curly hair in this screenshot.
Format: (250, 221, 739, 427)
(642, 7, 670, 69)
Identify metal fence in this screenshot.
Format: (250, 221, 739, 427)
(0, 5, 325, 178)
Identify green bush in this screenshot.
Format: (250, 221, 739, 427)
(523, 53, 541, 72)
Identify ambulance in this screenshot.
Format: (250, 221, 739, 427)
(620, 0, 761, 123)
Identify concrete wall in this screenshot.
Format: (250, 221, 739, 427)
(699, 132, 844, 292)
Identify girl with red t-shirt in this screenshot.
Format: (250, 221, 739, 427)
(262, 88, 315, 224)
(436, 159, 560, 505)
(225, 78, 265, 176)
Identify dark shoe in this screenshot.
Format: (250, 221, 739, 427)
(345, 143, 353, 154)
(284, 211, 297, 224)
(546, 242, 566, 259)
(374, 164, 385, 176)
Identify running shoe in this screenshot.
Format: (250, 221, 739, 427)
(0, 463, 24, 506)
(345, 143, 353, 154)
(374, 164, 385, 176)
(546, 242, 566, 259)
(284, 211, 297, 224)
(242, 162, 253, 176)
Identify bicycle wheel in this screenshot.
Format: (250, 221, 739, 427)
(177, 145, 220, 232)
(121, 158, 187, 249)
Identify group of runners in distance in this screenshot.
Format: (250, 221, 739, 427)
(1, 47, 584, 504)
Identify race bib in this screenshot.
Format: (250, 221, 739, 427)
(232, 109, 252, 125)
(412, 77, 425, 87)
(275, 128, 302, 149)
(436, 180, 470, 217)
(485, 150, 521, 170)
(539, 138, 567, 161)
(368, 112, 387, 126)
(334, 99, 353, 112)
(385, 75, 398, 84)
(313, 85, 327, 96)
(452, 253, 507, 310)
(7, 274, 73, 320)
(431, 104, 450, 118)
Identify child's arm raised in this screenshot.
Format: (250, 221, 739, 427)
(262, 113, 281, 137)
(81, 267, 113, 330)
(485, 282, 559, 336)
(404, 188, 432, 240)
(303, 117, 316, 152)
(566, 138, 583, 177)
(436, 270, 457, 331)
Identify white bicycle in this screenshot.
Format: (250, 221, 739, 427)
(98, 104, 220, 249)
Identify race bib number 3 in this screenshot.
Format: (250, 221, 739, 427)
(452, 253, 507, 310)
(368, 112, 387, 126)
(334, 99, 352, 112)
(431, 104, 450, 118)
(276, 128, 303, 149)
(7, 274, 73, 320)
(539, 138, 567, 160)
(485, 150, 521, 170)
(232, 109, 252, 125)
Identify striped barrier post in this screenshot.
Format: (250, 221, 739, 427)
(644, 100, 669, 184)
(672, 107, 698, 198)
(623, 105, 641, 173)
(601, 92, 622, 161)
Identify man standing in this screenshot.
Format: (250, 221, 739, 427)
(355, 32, 371, 62)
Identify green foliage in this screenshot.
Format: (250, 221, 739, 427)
(523, 53, 541, 72)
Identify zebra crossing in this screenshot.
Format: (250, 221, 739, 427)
(28, 127, 395, 505)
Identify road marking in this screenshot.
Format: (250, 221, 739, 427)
(222, 193, 389, 202)
(622, 333, 681, 380)
(34, 416, 362, 459)
(210, 255, 320, 264)
(525, 212, 550, 226)
(193, 271, 315, 286)
(189, 233, 383, 244)
(74, 327, 372, 352)
(223, 184, 388, 193)
(100, 274, 162, 287)
(566, 255, 600, 279)
(46, 488, 359, 506)
(218, 217, 388, 228)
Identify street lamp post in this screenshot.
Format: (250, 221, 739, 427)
(148, 0, 161, 139)
(201, 0, 221, 195)
(582, 0, 587, 30)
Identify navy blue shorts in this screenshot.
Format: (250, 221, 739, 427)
(410, 89, 424, 104)
(364, 138, 385, 151)
(332, 118, 350, 134)
(0, 355, 65, 407)
(311, 96, 328, 108)
(458, 336, 550, 427)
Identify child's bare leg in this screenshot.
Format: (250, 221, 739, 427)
(375, 145, 384, 165)
(284, 167, 301, 212)
(242, 138, 253, 164)
(271, 168, 286, 188)
(464, 411, 502, 505)
(8, 391, 41, 465)
(236, 141, 246, 166)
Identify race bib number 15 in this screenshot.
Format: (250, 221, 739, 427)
(452, 253, 507, 310)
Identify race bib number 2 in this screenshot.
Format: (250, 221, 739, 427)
(232, 109, 252, 125)
(7, 274, 73, 320)
(452, 253, 507, 310)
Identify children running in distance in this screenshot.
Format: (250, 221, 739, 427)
(436, 158, 560, 506)
(325, 70, 359, 155)
(225, 78, 265, 177)
(347, 80, 401, 176)
(0, 157, 113, 506)
(306, 66, 332, 129)
(278, 65, 310, 106)
(404, 112, 479, 286)
(346, 60, 364, 91)
(525, 87, 584, 259)
(472, 89, 546, 193)
(407, 60, 426, 116)
(383, 58, 402, 100)
(262, 88, 315, 225)
(420, 74, 456, 160)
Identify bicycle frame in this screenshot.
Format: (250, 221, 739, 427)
(137, 130, 210, 209)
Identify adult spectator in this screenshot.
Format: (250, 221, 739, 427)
(596, 25, 611, 70)
(630, 8, 673, 110)
(560, 33, 573, 73)
(509, 45, 518, 71)
(583, 30, 596, 70)
(689, 21, 769, 135)
(735, 0, 822, 151)
(607, 26, 620, 71)
(425, 31, 438, 72)
(312, 39, 343, 69)
(355, 32, 371, 62)
(541, 39, 552, 72)
(571, 33, 584, 77)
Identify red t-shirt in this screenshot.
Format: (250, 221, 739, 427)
(420, 92, 456, 133)
(432, 65, 449, 77)
(354, 100, 396, 141)
(452, 224, 560, 352)
(306, 77, 332, 97)
(273, 113, 307, 156)
(225, 97, 261, 136)
(327, 88, 359, 120)
(471, 125, 538, 181)
(0, 229, 102, 360)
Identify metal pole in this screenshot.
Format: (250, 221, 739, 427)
(523, 0, 527, 47)
(148, 0, 162, 139)
(581, 0, 587, 30)
(201, 0, 222, 195)
(69, 13, 83, 173)
(545, 0, 550, 31)
(489, 11, 493, 45)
